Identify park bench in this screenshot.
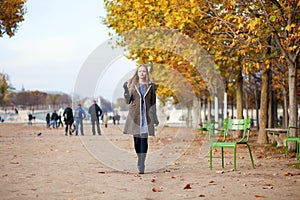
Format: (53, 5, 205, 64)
(209, 118, 255, 171)
(285, 126, 300, 161)
(265, 128, 287, 147)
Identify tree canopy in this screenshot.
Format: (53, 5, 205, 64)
(0, 0, 26, 37)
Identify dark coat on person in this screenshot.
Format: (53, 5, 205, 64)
(123, 81, 158, 136)
(63, 107, 74, 125)
(88, 103, 102, 121)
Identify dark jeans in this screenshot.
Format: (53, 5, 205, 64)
(133, 135, 148, 154)
(75, 119, 84, 135)
(65, 123, 73, 134)
(91, 119, 101, 135)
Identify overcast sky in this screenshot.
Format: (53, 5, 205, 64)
(0, 0, 136, 102)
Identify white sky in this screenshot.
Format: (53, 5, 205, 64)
(0, 0, 136, 102)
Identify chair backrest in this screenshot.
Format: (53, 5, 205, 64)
(224, 118, 251, 142)
(287, 126, 300, 137)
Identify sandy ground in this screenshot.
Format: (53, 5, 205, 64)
(0, 123, 299, 200)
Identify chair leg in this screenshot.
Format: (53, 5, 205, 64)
(247, 144, 255, 169)
(210, 146, 213, 170)
(221, 147, 224, 168)
(286, 140, 289, 159)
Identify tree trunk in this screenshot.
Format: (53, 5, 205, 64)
(258, 67, 270, 144)
(203, 98, 207, 122)
(207, 98, 211, 122)
(255, 86, 260, 130)
(287, 62, 298, 151)
(283, 85, 288, 128)
(186, 103, 193, 128)
(288, 63, 297, 128)
(199, 98, 203, 126)
(236, 69, 243, 119)
(193, 98, 200, 129)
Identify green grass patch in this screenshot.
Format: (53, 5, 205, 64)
(287, 162, 300, 169)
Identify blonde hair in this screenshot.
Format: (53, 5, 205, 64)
(128, 64, 150, 91)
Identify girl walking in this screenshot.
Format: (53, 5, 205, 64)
(123, 64, 159, 174)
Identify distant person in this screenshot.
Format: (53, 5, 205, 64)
(112, 115, 116, 125)
(115, 114, 120, 125)
(57, 114, 64, 128)
(46, 113, 51, 128)
(50, 110, 59, 128)
(103, 112, 109, 128)
(74, 104, 86, 136)
(123, 64, 159, 174)
(15, 107, 18, 114)
(88, 100, 102, 135)
(63, 105, 74, 136)
(28, 113, 33, 125)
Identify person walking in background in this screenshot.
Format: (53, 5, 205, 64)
(115, 113, 120, 125)
(103, 112, 109, 128)
(123, 64, 159, 174)
(63, 105, 74, 136)
(50, 110, 59, 128)
(46, 113, 51, 128)
(57, 114, 64, 128)
(74, 104, 86, 136)
(88, 100, 102, 135)
(28, 113, 33, 125)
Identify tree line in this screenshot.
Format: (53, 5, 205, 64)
(103, 0, 300, 144)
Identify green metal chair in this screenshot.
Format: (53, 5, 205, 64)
(198, 121, 214, 135)
(209, 118, 255, 171)
(285, 126, 300, 161)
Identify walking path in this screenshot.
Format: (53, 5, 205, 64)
(0, 124, 299, 200)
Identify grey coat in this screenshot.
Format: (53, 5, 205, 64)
(123, 82, 158, 136)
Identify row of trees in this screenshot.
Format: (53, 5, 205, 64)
(1, 73, 71, 110)
(103, 0, 300, 144)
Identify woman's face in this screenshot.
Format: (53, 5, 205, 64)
(137, 66, 147, 80)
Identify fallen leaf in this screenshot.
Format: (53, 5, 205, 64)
(183, 184, 192, 189)
(262, 186, 273, 189)
(255, 195, 266, 198)
(285, 172, 300, 176)
(152, 187, 162, 192)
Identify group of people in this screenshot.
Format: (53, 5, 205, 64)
(46, 111, 63, 128)
(58, 100, 103, 136)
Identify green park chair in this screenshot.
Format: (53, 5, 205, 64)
(198, 121, 215, 135)
(285, 126, 300, 161)
(209, 118, 255, 171)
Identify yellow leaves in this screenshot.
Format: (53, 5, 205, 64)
(285, 24, 296, 32)
(229, 41, 236, 48)
(265, 59, 271, 69)
(247, 17, 261, 31)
